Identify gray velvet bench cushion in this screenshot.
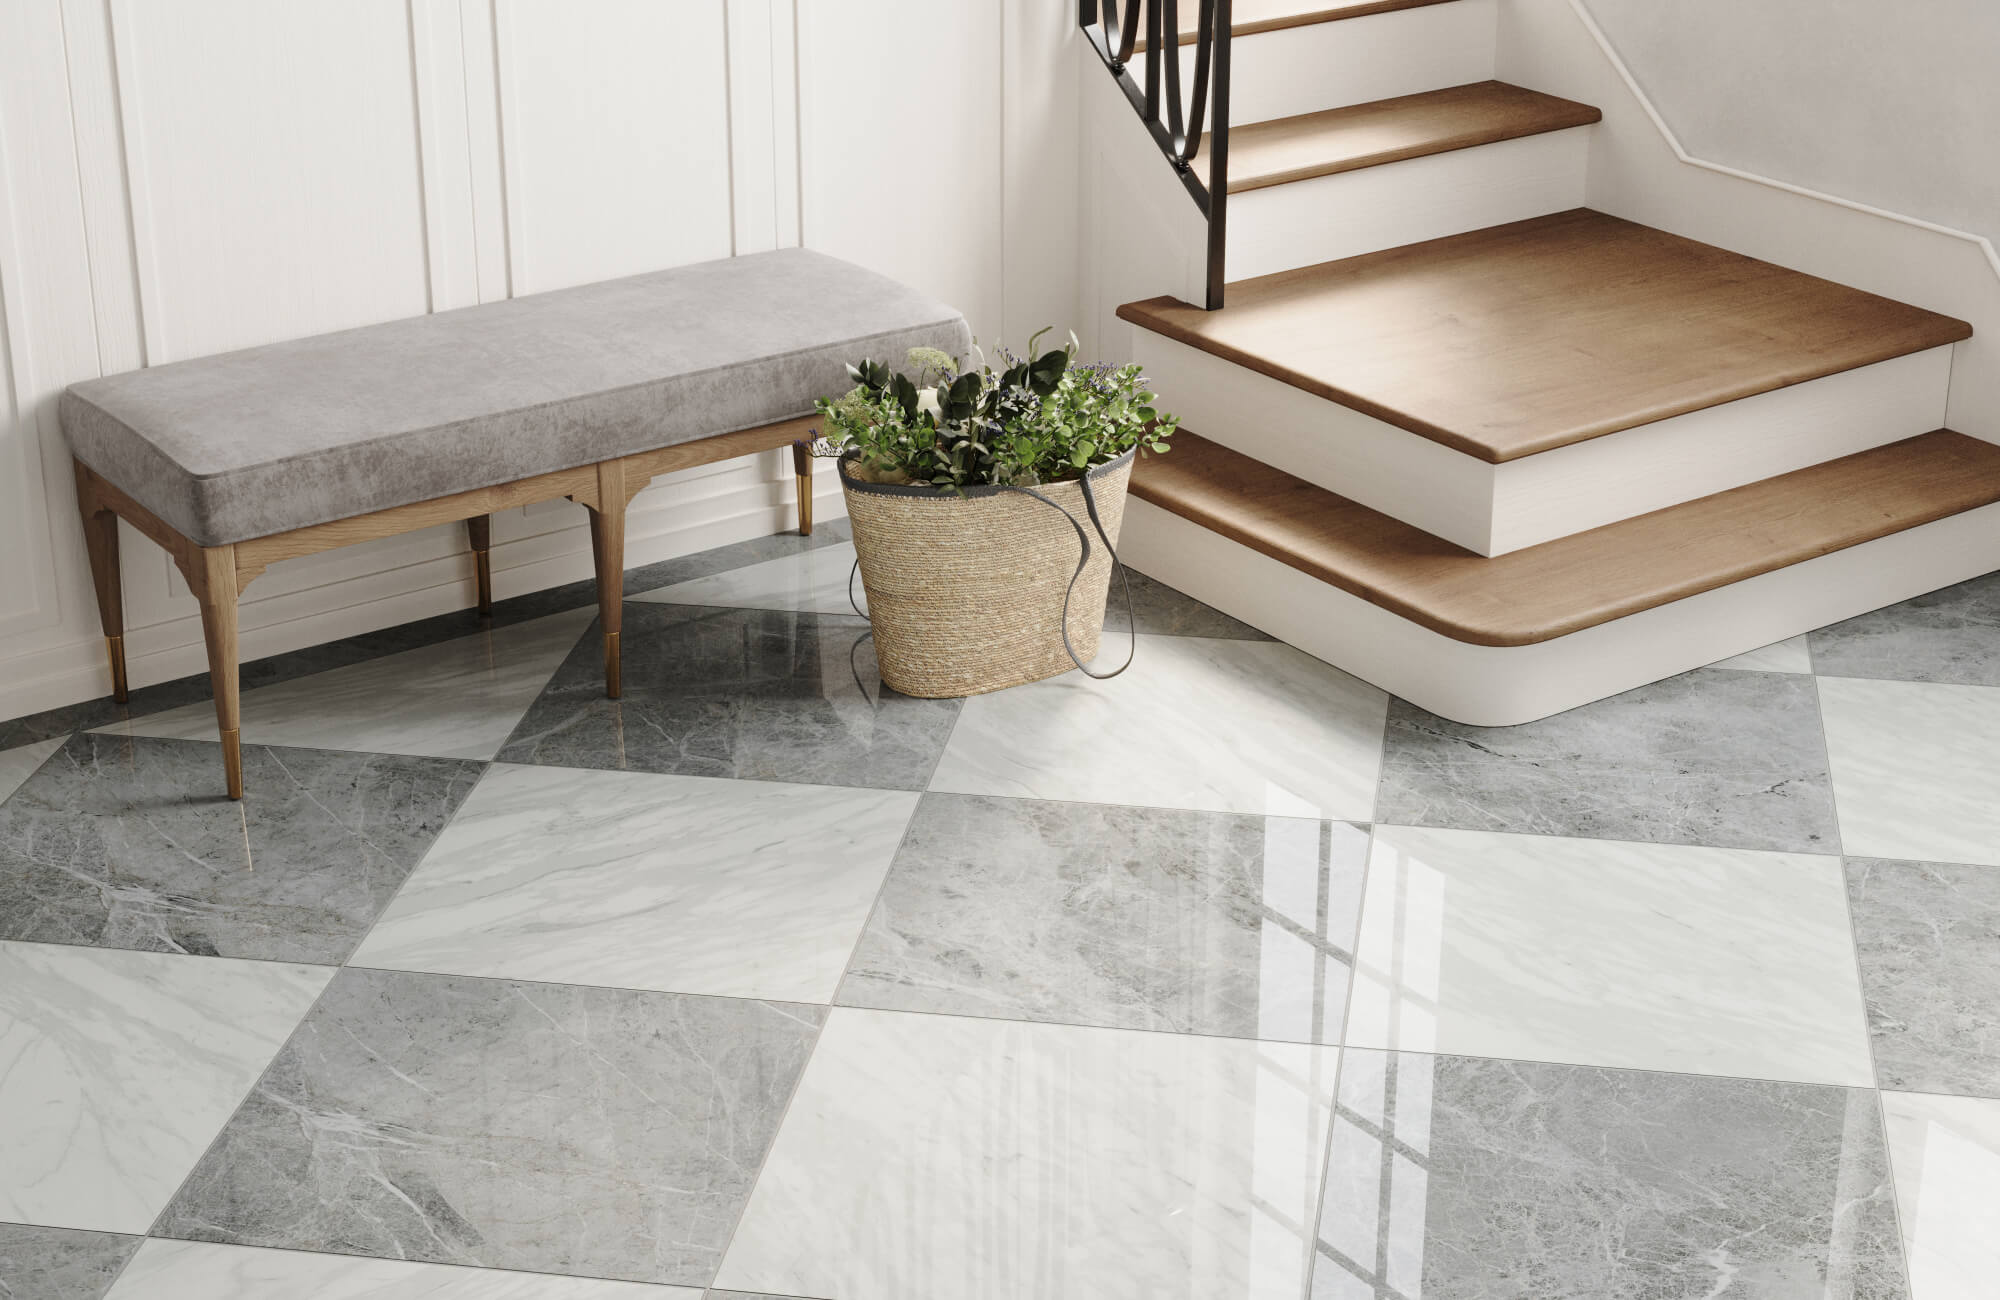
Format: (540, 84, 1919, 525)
(61, 248, 971, 546)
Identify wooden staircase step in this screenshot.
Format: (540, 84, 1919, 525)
(1139, 0, 1466, 48)
(1219, 82, 1599, 192)
(1119, 209, 1973, 463)
(1130, 429, 2000, 647)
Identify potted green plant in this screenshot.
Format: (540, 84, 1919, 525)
(804, 331, 1178, 697)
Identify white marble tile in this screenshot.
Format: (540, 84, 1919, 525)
(107, 1239, 693, 1299)
(351, 764, 917, 1001)
(1346, 826, 1874, 1085)
(633, 540, 864, 616)
(0, 737, 65, 804)
(1710, 635, 1812, 673)
(1882, 1091, 2000, 1300)
(1818, 675, 2000, 866)
(714, 1007, 1340, 1300)
(97, 608, 593, 761)
(0, 941, 329, 1232)
(929, 635, 1388, 820)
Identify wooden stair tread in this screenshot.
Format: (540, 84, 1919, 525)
(1139, 0, 1465, 48)
(1119, 209, 1974, 463)
(1220, 82, 1601, 193)
(1131, 429, 2000, 646)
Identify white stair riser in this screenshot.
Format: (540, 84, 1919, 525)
(1123, 496, 2000, 726)
(1225, 128, 1590, 280)
(1186, 0, 1497, 126)
(1137, 332, 1956, 555)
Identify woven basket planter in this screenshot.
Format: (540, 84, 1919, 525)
(840, 449, 1134, 698)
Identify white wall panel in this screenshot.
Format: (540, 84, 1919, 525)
(496, 0, 733, 294)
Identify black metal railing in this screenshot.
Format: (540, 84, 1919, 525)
(1079, 0, 1233, 309)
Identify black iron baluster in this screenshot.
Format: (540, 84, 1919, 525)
(1206, 0, 1231, 309)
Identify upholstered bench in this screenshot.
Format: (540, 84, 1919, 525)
(61, 249, 970, 798)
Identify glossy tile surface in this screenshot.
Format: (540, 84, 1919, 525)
(1881, 1090, 2000, 1300)
(0, 942, 329, 1233)
(353, 764, 917, 1001)
(156, 967, 821, 1286)
(0, 1224, 138, 1300)
(715, 1008, 1338, 1300)
(930, 634, 1387, 818)
(497, 603, 959, 790)
(1378, 668, 1838, 852)
(1812, 571, 2000, 686)
(102, 609, 593, 760)
(0, 738, 64, 805)
(1103, 569, 1274, 640)
(634, 541, 865, 616)
(1314, 1050, 1908, 1298)
(1820, 675, 2000, 865)
(105, 1239, 692, 1299)
(1711, 634, 1813, 673)
(840, 794, 1367, 1041)
(1849, 858, 2000, 1097)
(1347, 826, 1873, 1083)
(0, 734, 478, 962)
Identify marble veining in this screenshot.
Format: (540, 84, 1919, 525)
(1812, 571, 2000, 686)
(0, 941, 330, 1233)
(714, 1007, 1340, 1300)
(1710, 635, 1813, 673)
(0, 733, 480, 963)
(929, 634, 1387, 819)
(496, 603, 960, 790)
(1880, 1090, 2000, 1300)
(155, 967, 822, 1287)
(0, 738, 64, 806)
(1315, 1049, 1910, 1298)
(104, 1239, 693, 1299)
(839, 793, 1368, 1042)
(634, 541, 866, 616)
(1348, 826, 1874, 1084)
(1819, 675, 2000, 866)
(352, 763, 917, 1001)
(1378, 668, 1839, 852)
(99, 609, 594, 761)
(1848, 858, 2000, 1097)
(0, 1224, 139, 1300)
(1103, 569, 1274, 640)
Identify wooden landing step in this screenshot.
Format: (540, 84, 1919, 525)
(1131, 429, 2000, 647)
(1119, 209, 1973, 463)
(1219, 82, 1599, 192)
(1141, 0, 1464, 47)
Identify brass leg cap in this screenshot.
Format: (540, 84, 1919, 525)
(603, 631, 622, 699)
(106, 635, 129, 704)
(220, 727, 244, 800)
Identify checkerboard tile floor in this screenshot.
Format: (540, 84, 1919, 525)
(2, 522, 1995, 1299)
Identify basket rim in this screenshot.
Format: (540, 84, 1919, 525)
(834, 446, 1136, 499)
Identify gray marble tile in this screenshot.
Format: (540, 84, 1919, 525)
(0, 734, 481, 963)
(1314, 1050, 1910, 1299)
(839, 794, 1367, 1042)
(1710, 635, 1812, 674)
(0, 738, 64, 806)
(1377, 668, 1839, 852)
(106, 1239, 693, 1299)
(0, 1225, 139, 1300)
(155, 966, 823, 1288)
(496, 603, 960, 791)
(1848, 858, 2000, 1097)
(633, 542, 865, 617)
(1812, 571, 2000, 686)
(1104, 568, 1273, 641)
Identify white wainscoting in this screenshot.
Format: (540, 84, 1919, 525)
(0, 0, 1088, 720)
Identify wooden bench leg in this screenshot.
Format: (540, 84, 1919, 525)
(465, 515, 493, 617)
(194, 545, 244, 800)
(73, 462, 129, 703)
(589, 463, 627, 699)
(792, 440, 814, 536)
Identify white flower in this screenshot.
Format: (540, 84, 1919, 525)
(916, 387, 941, 418)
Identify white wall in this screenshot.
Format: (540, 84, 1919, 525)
(0, 0, 1092, 720)
(1580, 0, 2000, 251)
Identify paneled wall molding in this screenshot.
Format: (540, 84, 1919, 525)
(0, 0, 1081, 723)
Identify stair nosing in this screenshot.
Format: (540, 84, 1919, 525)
(1130, 429, 2000, 646)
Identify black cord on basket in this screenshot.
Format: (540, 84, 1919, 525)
(998, 471, 1137, 681)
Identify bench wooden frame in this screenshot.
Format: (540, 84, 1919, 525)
(74, 414, 823, 800)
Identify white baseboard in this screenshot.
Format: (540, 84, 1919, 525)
(1122, 495, 2000, 725)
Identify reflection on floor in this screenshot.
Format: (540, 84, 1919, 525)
(1, 521, 1995, 1299)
